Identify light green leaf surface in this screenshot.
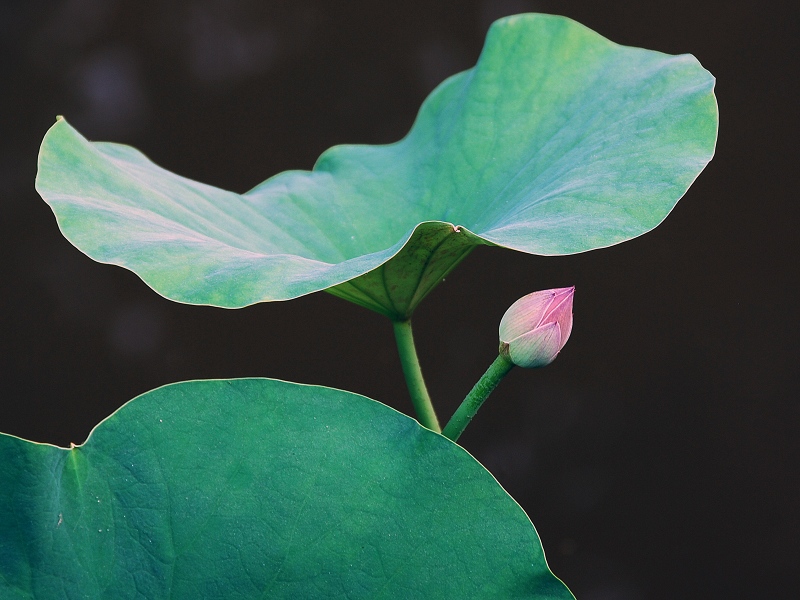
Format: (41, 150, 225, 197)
(36, 14, 717, 319)
(0, 379, 573, 599)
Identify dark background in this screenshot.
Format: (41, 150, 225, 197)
(2, 1, 797, 598)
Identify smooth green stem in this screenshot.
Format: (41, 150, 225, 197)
(392, 319, 441, 433)
(443, 354, 515, 442)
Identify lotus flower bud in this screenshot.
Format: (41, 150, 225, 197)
(498, 287, 574, 368)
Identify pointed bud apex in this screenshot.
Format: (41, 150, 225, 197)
(498, 286, 574, 368)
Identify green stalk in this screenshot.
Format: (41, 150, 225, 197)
(392, 319, 441, 432)
(442, 354, 515, 442)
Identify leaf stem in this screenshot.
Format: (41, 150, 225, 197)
(442, 354, 515, 442)
(392, 319, 441, 432)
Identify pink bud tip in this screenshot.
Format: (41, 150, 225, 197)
(498, 286, 574, 368)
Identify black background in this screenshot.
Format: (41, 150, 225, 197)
(1, 1, 797, 598)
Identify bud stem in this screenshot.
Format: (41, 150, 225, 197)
(392, 319, 441, 432)
(442, 354, 515, 442)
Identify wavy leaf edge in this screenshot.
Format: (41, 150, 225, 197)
(36, 13, 718, 313)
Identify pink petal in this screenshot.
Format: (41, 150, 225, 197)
(499, 289, 557, 342)
(508, 321, 562, 368)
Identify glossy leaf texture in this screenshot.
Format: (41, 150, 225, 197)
(36, 14, 717, 319)
(0, 379, 574, 599)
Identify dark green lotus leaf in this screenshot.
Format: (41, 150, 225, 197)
(0, 379, 574, 599)
(36, 14, 717, 319)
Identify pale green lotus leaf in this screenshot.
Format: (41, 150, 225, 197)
(36, 14, 717, 319)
